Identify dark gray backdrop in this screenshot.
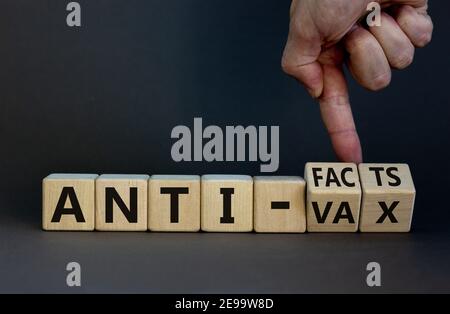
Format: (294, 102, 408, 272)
(0, 0, 449, 293)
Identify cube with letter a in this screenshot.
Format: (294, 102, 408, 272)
(305, 163, 361, 232)
(42, 174, 97, 231)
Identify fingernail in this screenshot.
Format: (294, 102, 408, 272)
(307, 87, 320, 99)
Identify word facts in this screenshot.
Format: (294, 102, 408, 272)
(42, 163, 416, 233)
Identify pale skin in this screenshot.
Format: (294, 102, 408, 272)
(282, 0, 433, 163)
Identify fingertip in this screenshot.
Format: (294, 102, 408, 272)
(307, 86, 323, 99)
(330, 130, 363, 164)
(394, 5, 433, 48)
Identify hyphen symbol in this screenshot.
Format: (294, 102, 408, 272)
(271, 201, 290, 210)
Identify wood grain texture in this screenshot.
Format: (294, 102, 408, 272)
(359, 164, 416, 232)
(254, 176, 306, 233)
(95, 174, 149, 231)
(42, 174, 97, 231)
(305, 163, 361, 232)
(148, 175, 200, 232)
(201, 175, 253, 232)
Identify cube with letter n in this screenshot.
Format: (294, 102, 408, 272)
(95, 174, 149, 231)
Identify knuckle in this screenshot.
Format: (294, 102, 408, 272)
(368, 72, 391, 91)
(281, 58, 295, 75)
(345, 30, 369, 53)
(391, 48, 415, 69)
(415, 30, 433, 47)
(397, 17, 410, 34)
(290, 18, 303, 34)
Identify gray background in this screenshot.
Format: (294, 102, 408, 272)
(0, 0, 449, 293)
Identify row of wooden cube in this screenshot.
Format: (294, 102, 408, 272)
(42, 163, 416, 233)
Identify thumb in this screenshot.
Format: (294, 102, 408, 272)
(281, 26, 323, 98)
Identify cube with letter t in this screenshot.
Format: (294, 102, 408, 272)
(305, 163, 361, 232)
(42, 174, 97, 231)
(148, 175, 200, 232)
(95, 174, 149, 231)
(358, 164, 416, 232)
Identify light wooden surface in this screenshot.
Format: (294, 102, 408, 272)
(201, 175, 253, 232)
(254, 176, 306, 233)
(95, 174, 149, 231)
(148, 175, 200, 232)
(359, 164, 416, 232)
(42, 174, 97, 231)
(305, 163, 361, 232)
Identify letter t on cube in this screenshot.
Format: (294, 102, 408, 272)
(148, 175, 200, 232)
(359, 164, 416, 232)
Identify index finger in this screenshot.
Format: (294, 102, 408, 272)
(319, 63, 363, 164)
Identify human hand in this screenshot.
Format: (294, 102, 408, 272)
(282, 0, 433, 163)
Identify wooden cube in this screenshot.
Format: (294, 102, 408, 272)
(359, 164, 416, 232)
(42, 174, 97, 231)
(95, 174, 149, 231)
(305, 163, 361, 232)
(148, 175, 200, 232)
(201, 175, 253, 232)
(254, 176, 306, 233)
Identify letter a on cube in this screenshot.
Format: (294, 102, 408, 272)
(42, 174, 97, 231)
(305, 163, 361, 232)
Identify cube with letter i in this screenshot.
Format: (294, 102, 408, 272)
(201, 175, 253, 232)
(305, 163, 361, 232)
(358, 164, 416, 232)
